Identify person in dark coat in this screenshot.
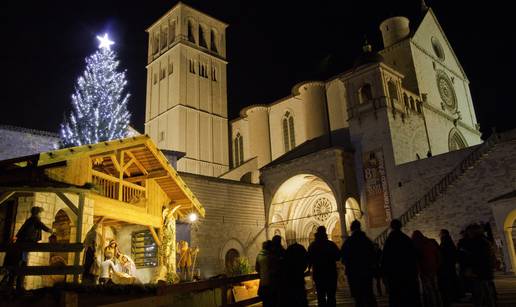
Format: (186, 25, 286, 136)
(456, 229, 470, 297)
(16, 207, 53, 243)
(381, 219, 421, 307)
(341, 220, 378, 307)
(412, 230, 442, 307)
(372, 243, 384, 296)
(308, 226, 340, 307)
(438, 229, 460, 307)
(256, 240, 280, 307)
(462, 224, 497, 307)
(282, 241, 309, 307)
(271, 235, 286, 259)
(13, 206, 54, 291)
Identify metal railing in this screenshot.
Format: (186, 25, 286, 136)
(374, 132, 500, 246)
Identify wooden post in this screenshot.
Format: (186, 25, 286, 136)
(60, 291, 78, 307)
(148, 226, 162, 247)
(118, 151, 124, 201)
(221, 284, 228, 306)
(73, 193, 85, 283)
(0, 191, 16, 206)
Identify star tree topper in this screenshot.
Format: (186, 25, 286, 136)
(96, 33, 114, 50)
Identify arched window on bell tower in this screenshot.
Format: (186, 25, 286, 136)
(358, 83, 373, 104)
(187, 20, 196, 44)
(387, 80, 398, 104)
(210, 29, 219, 54)
(234, 133, 244, 167)
(282, 111, 296, 152)
(409, 97, 415, 111)
(199, 25, 208, 48)
(403, 93, 410, 112)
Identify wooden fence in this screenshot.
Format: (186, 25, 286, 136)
(0, 243, 84, 277)
(156, 273, 261, 307)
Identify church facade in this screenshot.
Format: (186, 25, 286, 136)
(1, 2, 515, 281)
(142, 2, 515, 276)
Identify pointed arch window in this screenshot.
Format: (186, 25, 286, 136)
(211, 65, 217, 81)
(358, 83, 373, 104)
(199, 25, 208, 48)
(403, 93, 409, 112)
(409, 97, 415, 110)
(168, 20, 176, 44)
(448, 129, 467, 151)
(387, 80, 398, 103)
(210, 29, 219, 53)
(188, 59, 196, 74)
(234, 133, 244, 167)
(282, 111, 296, 152)
(187, 20, 196, 44)
(152, 32, 159, 55)
(160, 27, 167, 50)
(416, 100, 422, 113)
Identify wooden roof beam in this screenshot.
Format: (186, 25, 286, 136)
(0, 192, 16, 206)
(0, 186, 91, 194)
(56, 192, 79, 216)
(148, 226, 162, 247)
(124, 151, 149, 175)
(122, 158, 136, 172)
(125, 170, 169, 183)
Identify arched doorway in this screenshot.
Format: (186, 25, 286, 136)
(49, 210, 72, 284)
(268, 174, 343, 248)
(225, 248, 240, 273)
(503, 209, 516, 273)
(344, 197, 364, 234)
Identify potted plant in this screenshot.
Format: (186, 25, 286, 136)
(228, 258, 259, 302)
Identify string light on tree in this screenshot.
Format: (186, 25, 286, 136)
(60, 33, 131, 147)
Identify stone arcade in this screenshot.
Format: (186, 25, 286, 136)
(1, 2, 515, 289)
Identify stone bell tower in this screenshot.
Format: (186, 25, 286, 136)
(144, 2, 229, 177)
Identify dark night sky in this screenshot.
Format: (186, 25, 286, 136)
(2, 0, 515, 137)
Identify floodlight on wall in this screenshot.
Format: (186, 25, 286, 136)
(188, 212, 198, 223)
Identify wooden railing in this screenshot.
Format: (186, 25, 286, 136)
(91, 170, 146, 203)
(156, 273, 261, 307)
(0, 243, 84, 277)
(374, 132, 501, 246)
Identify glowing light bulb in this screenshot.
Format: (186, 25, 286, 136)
(97, 33, 114, 50)
(188, 213, 198, 223)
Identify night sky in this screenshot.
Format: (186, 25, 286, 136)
(2, 0, 515, 137)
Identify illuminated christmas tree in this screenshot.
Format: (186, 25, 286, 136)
(60, 34, 130, 147)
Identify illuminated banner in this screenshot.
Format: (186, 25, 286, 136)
(363, 149, 391, 228)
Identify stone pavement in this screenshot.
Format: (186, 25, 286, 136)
(305, 273, 516, 307)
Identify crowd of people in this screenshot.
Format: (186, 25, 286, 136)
(255, 219, 498, 307)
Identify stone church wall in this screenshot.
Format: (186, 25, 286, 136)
(181, 173, 266, 278)
(0, 126, 59, 160)
(397, 138, 516, 248)
(389, 146, 475, 217)
(387, 109, 430, 165)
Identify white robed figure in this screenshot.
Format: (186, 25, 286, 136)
(112, 254, 140, 284)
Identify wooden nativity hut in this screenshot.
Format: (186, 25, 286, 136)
(0, 135, 205, 289)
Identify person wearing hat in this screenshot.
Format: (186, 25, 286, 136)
(13, 206, 54, 291)
(341, 220, 378, 307)
(16, 206, 54, 243)
(307, 226, 340, 307)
